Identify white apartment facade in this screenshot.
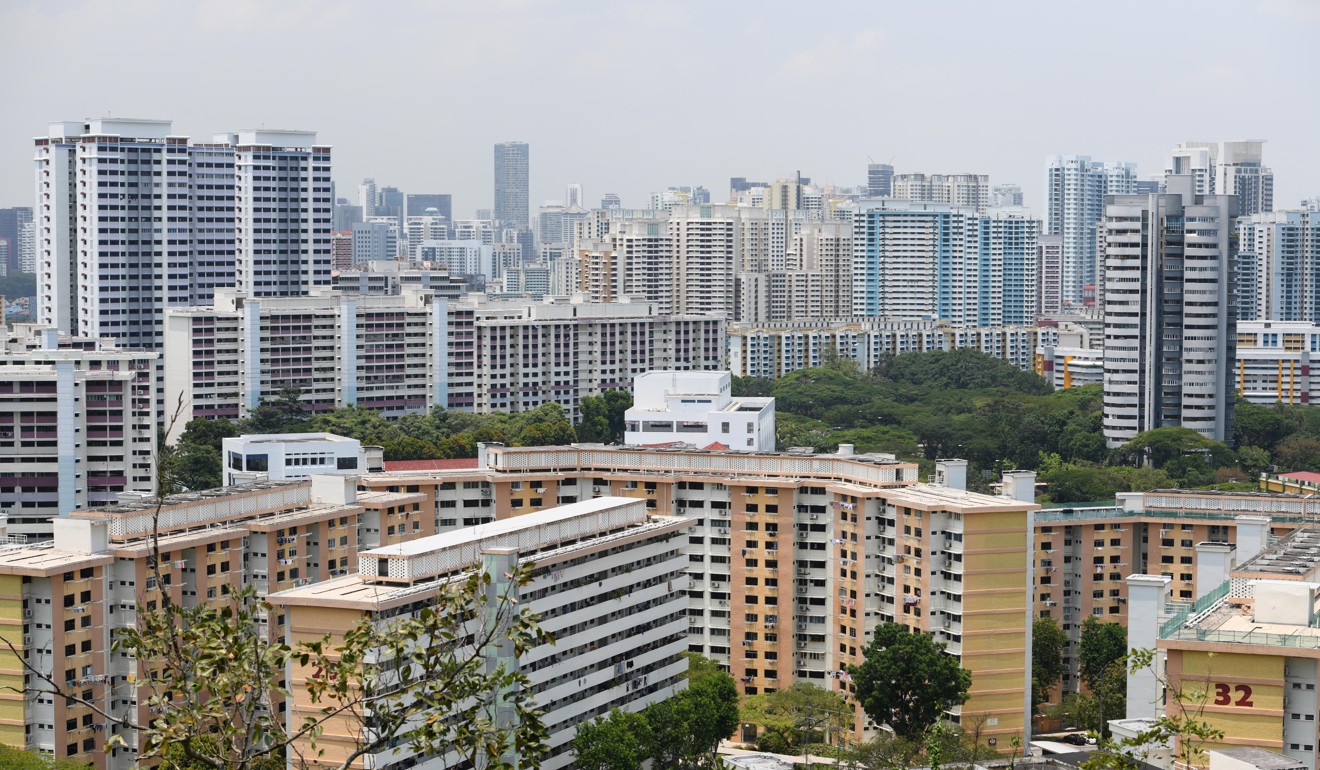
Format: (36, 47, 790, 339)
(34, 119, 330, 349)
(1236, 210, 1320, 324)
(0, 325, 157, 536)
(850, 201, 1039, 326)
(164, 290, 724, 435)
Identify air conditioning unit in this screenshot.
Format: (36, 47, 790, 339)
(22, 635, 31, 646)
(23, 610, 31, 619)
(809, 514, 818, 520)
(719, 599, 729, 606)
(797, 568, 809, 575)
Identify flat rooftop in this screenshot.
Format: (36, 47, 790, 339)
(1210, 748, 1307, 770)
(1236, 529, 1320, 578)
(880, 484, 1039, 513)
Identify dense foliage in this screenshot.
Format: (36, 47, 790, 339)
(0, 745, 89, 770)
(570, 653, 738, 770)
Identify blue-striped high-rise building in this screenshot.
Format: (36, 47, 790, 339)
(851, 200, 1039, 327)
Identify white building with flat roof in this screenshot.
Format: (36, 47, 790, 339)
(624, 370, 775, 450)
(222, 433, 369, 486)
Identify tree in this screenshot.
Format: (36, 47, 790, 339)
(571, 708, 652, 770)
(576, 395, 612, 443)
(731, 376, 775, 397)
(1032, 617, 1068, 710)
(241, 385, 309, 435)
(0, 745, 90, 770)
(1274, 435, 1320, 472)
(639, 658, 739, 770)
(603, 389, 633, 443)
(1119, 427, 1233, 470)
(1079, 617, 1127, 692)
(848, 623, 971, 741)
(739, 682, 851, 760)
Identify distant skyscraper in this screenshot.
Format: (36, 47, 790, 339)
(406, 193, 452, 223)
(358, 178, 377, 218)
(333, 201, 363, 232)
(1045, 155, 1137, 308)
(331, 231, 353, 271)
(600, 193, 622, 210)
(18, 221, 35, 274)
(1101, 178, 1237, 447)
(351, 221, 392, 264)
(565, 183, 583, 209)
(866, 163, 894, 197)
(1166, 140, 1273, 216)
(0, 208, 31, 276)
(493, 141, 530, 228)
(377, 186, 404, 225)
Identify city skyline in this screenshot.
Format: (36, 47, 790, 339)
(1, 0, 1316, 217)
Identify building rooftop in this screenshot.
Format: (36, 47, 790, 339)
(270, 498, 689, 610)
(1235, 528, 1320, 578)
(880, 484, 1039, 513)
(1210, 748, 1308, 770)
(1279, 471, 1320, 485)
(230, 433, 357, 445)
(382, 458, 480, 472)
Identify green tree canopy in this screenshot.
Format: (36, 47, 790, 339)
(1079, 617, 1127, 691)
(740, 682, 851, 754)
(571, 708, 653, 770)
(1033, 616, 1068, 710)
(0, 745, 90, 770)
(848, 623, 971, 740)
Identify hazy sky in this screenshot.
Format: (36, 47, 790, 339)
(2, 0, 1317, 217)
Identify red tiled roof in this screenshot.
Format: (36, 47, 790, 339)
(1280, 471, 1320, 484)
(382, 458, 480, 472)
(703, 441, 731, 451)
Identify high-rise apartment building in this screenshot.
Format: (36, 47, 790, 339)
(1045, 155, 1138, 309)
(1101, 179, 1238, 447)
(34, 119, 330, 348)
(600, 193, 622, 210)
(493, 141, 530, 228)
(331, 231, 353, 271)
(1167, 140, 1273, 216)
(350, 220, 393, 264)
(993, 184, 1024, 207)
(851, 201, 1039, 326)
(1235, 210, 1320, 323)
(0, 324, 157, 534)
(866, 163, 894, 197)
(228, 130, 332, 297)
(891, 173, 991, 211)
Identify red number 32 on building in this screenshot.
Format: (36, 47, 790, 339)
(1212, 683, 1253, 707)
